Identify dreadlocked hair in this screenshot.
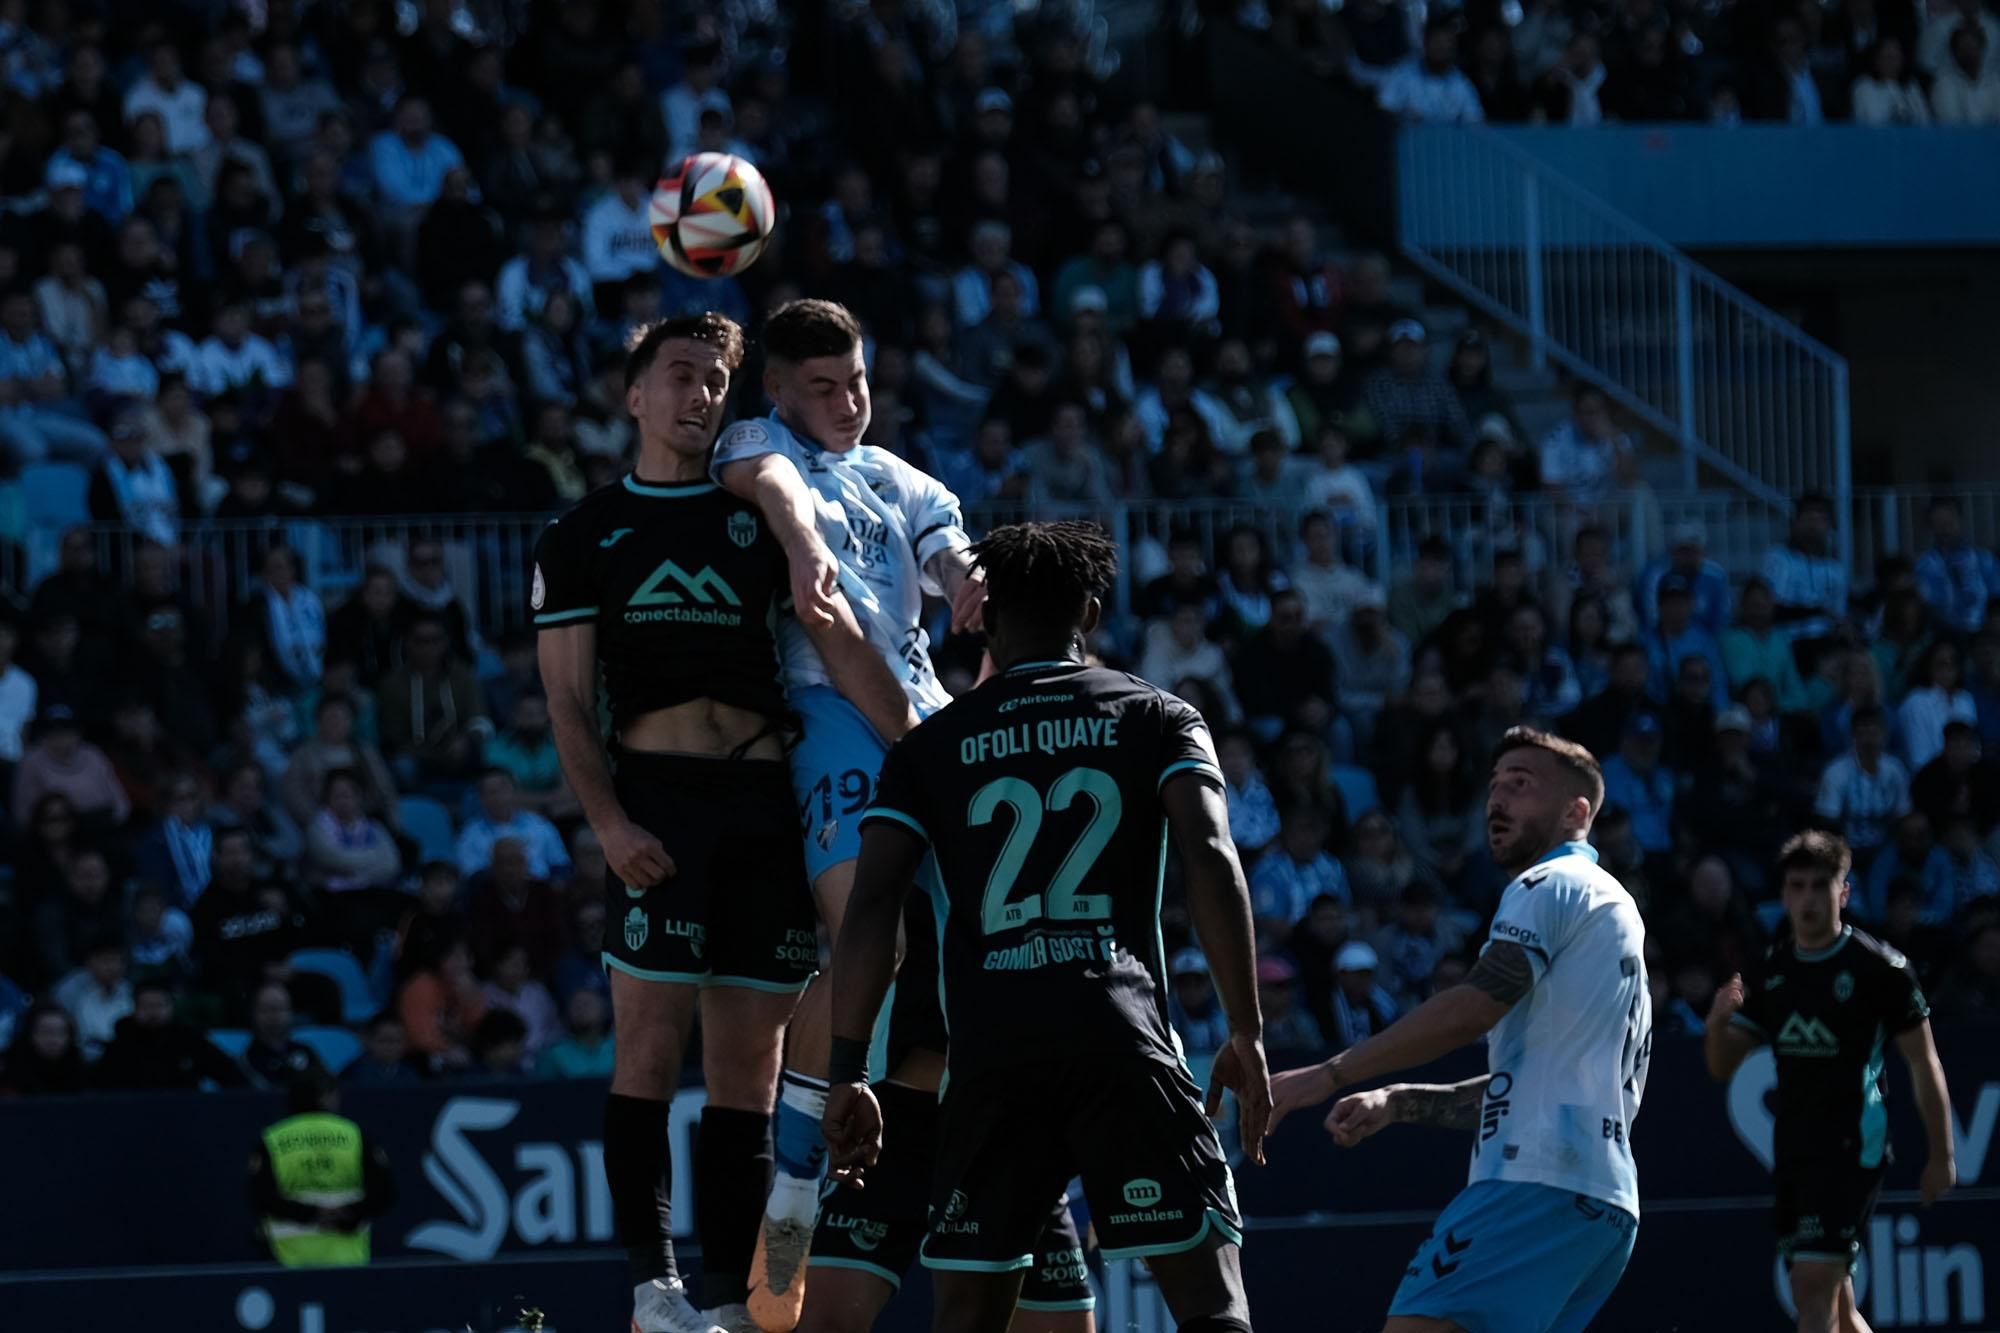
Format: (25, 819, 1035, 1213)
(971, 521, 1119, 637)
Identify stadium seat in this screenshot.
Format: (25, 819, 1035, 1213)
(18, 463, 89, 529)
(208, 1028, 251, 1058)
(295, 1026, 363, 1073)
(290, 948, 378, 1025)
(1329, 763, 1381, 819)
(398, 795, 457, 865)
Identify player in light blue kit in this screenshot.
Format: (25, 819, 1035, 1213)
(711, 298, 984, 1331)
(1269, 726, 1652, 1333)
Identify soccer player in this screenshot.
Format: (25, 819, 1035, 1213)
(1704, 832, 1956, 1333)
(710, 298, 984, 1328)
(821, 521, 1270, 1333)
(533, 313, 917, 1333)
(800, 893, 1095, 1333)
(1268, 727, 1651, 1333)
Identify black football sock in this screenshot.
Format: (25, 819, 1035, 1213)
(696, 1106, 774, 1307)
(605, 1093, 676, 1287)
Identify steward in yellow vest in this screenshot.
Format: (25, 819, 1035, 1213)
(248, 1071, 396, 1267)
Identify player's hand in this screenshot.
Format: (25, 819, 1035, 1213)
(1706, 973, 1746, 1032)
(789, 536, 842, 629)
(1921, 1154, 1957, 1207)
(1267, 1060, 1341, 1135)
(1327, 1087, 1397, 1148)
(823, 1082, 884, 1187)
(1205, 1033, 1272, 1166)
(601, 817, 674, 889)
(949, 571, 987, 634)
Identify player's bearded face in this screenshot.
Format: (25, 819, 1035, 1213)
(1486, 759, 1565, 872)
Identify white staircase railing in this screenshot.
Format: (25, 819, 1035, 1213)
(1397, 125, 1850, 543)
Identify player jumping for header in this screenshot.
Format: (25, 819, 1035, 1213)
(821, 520, 1271, 1333)
(1270, 727, 1652, 1333)
(709, 299, 984, 1330)
(1705, 831, 1955, 1333)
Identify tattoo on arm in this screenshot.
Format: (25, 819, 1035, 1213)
(1465, 940, 1537, 1007)
(1395, 1076, 1493, 1131)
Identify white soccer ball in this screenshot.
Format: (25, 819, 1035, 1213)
(648, 152, 777, 279)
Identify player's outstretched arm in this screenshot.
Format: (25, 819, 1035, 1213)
(1895, 1021, 1957, 1205)
(539, 625, 671, 888)
(1325, 1075, 1495, 1149)
(717, 453, 841, 626)
(1702, 971, 1762, 1082)
(927, 545, 987, 634)
(824, 822, 928, 1178)
(800, 598, 923, 743)
(1269, 943, 1529, 1133)
(1163, 772, 1271, 1166)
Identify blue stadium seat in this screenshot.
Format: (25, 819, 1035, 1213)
(19, 463, 89, 530)
(295, 1026, 362, 1073)
(289, 948, 377, 1025)
(208, 1028, 251, 1058)
(398, 795, 456, 865)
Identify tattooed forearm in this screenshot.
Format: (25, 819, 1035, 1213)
(1393, 1076, 1494, 1130)
(1465, 940, 1536, 1006)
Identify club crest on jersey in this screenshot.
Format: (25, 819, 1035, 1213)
(530, 563, 545, 610)
(728, 510, 758, 548)
(816, 819, 840, 852)
(1833, 970, 1854, 1002)
(624, 907, 649, 951)
(866, 475, 901, 505)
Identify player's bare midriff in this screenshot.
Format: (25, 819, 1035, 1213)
(621, 698, 786, 762)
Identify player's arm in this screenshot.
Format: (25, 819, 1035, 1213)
(538, 624, 671, 888)
(1322, 1075, 1494, 1149)
(1703, 970, 1764, 1081)
(822, 820, 928, 1179)
(799, 603, 923, 743)
(926, 543, 986, 634)
(1269, 941, 1531, 1131)
(1163, 770, 1272, 1165)
(717, 452, 840, 626)
(1895, 1019, 1957, 1205)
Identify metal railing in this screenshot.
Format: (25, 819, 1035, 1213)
(1397, 125, 1851, 542)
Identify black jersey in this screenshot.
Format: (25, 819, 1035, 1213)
(1733, 925, 1930, 1167)
(530, 475, 790, 732)
(861, 659, 1224, 1084)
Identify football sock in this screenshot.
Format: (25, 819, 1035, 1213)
(605, 1093, 676, 1287)
(768, 1070, 830, 1222)
(696, 1107, 772, 1308)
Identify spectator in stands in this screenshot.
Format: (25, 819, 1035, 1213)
(1140, 604, 1239, 719)
(1639, 524, 1731, 635)
(1815, 705, 1910, 869)
(484, 693, 575, 822)
(0, 286, 108, 467)
(1911, 720, 2000, 832)
(283, 694, 397, 830)
(1647, 577, 1730, 712)
(1389, 536, 1459, 648)
(537, 988, 615, 1079)
(1327, 940, 1399, 1049)
(1899, 640, 1979, 770)
(1292, 510, 1379, 635)
(1932, 24, 2000, 123)
(1566, 596, 1616, 701)
(378, 611, 488, 787)
(1548, 525, 1639, 644)
(1934, 920, 2000, 1019)
(1723, 578, 1813, 713)
(1167, 948, 1231, 1057)
(1331, 590, 1413, 730)
(1972, 626, 2000, 747)
(13, 706, 127, 830)
(1915, 496, 1997, 636)
(1852, 38, 1933, 123)
(1601, 713, 1675, 855)
(468, 838, 565, 981)
(1865, 811, 1956, 923)
(1257, 956, 1324, 1054)
(1300, 428, 1379, 542)
(1593, 804, 1653, 910)
(192, 827, 302, 1022)
(2, 1002, 86, 1096)
(341, 1012, 422, 1086)
(1238, 589, 1338, 737)
(1538, 384, 1631, 512)
(326, 570, 406, 692)
(1379, 19, 1485, 122)
(1251, 804, 1350, 943)
(1365, 321, 1469, 451)
(1282, 333, 1377, 452)
(1661, 855, 1765, 982)
(455, 768, 569, 881)
(94, 979, 246, 1091)
(1505, 604, 1582, 722)
(131, 773, 213, 908)
(1920, 0, 2000, 80)
(1534, 32, 1609, 125)
(303, 769, 401, 896)
(1761, 493, 1849, 654)
(0, 619, 36, 770)
(394, 861, 467, 981)
(1747, 17, 1831, 122)
(400, 937, 486, 1073)
(243, 980, 328, 1091)
(1135, 345, 1233, 453)
(1216, 729, 1281, 861)
(52, 937, 132, 1059)
(399, 539, 481, 661)
(1394, 722, 1482, 893)
(1022, 401, 1114, 509)
(211, 763, 305, 879)
(481, 940, 559, 1063)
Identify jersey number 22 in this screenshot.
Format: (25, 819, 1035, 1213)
(968, 768, 1121, 935)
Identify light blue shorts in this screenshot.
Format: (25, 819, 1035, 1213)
(1389, 1180, 1638, 1333)
(790, 684, 904, 882)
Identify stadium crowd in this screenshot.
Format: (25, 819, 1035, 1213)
(1239, 0, 2000, 125)
(1, 0, 1999, 1099)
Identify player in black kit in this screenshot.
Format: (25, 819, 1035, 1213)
(534, 314, 916, 1333)
(820, 522, 1271, 1333)
(1704, 832, 1957, 1333)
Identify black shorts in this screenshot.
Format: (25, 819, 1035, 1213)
(1776, 1155, 1885, 1269)
(603, 750, 817, 992)
(810, 1083, 1093, 1312)
(922, 1055, 1240, 1272)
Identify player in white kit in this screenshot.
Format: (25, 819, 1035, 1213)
(1270, 726, 1652, 1333)
(710, 299, 983, 1331)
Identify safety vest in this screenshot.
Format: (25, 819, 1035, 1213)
(261, 1112, 369, 1267)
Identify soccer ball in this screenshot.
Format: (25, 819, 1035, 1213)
(649, 152, 776, 279)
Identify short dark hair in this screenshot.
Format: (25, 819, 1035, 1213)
(1851, 704, 1886, 730)
(1491, 725, 1606, 816)
(763, 298, 863, 364)
(320, 766, 363, 801)
(971, 521, 1119, 642)
(1777, 829, 1852, 885)
(623, 312, 746, 389)
(314, 692, 356, 720)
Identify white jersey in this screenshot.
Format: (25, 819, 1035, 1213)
(711, 414, 969, 714)
(1469, 841, 1650, 1218)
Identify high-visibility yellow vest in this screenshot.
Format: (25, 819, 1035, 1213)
(261, 1112, 370, 1267)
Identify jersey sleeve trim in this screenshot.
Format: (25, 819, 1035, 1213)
(861, 807, 930, 843)
(1729, 1012, 1767, 1038)
(533, 607, 599, 625)
(1159, 759, 1225, 791)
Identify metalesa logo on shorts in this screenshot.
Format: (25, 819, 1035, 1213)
(1123, 1179, 1163, 1209)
